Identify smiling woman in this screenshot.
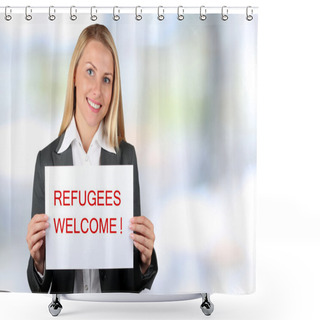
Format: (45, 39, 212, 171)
(74, 40, 114, 152)
(26, 24, 158, 294)
(59, 24, 124, 150)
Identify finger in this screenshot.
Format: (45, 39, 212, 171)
(27, 214, 48, 233)
(30, 239, 44, 257)
(28, 221, 49, 236)
(31, 214, 48, 223)
(130, 216, 154, 230)
(27, 221, 49, 246)
(129, 223, 155, 242)
(133, 241, 152, 261)
(28, 230, 46, 251)
(130, 233, 153, 251)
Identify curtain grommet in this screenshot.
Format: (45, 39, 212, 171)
(200, 6, 207, 21)
(246, 6, 253, 21)
(177, 6, 184, 21)
(25, 6, 32, 21)
(221, 6, 228, 21)
(70, 6, 77, 21)
(91, 6, 98, 21)
(135, 6, 142, 21)
(158, 6, 165, 21)
(49, 6, 56, 21)
(5, 6, 12, 21)
(113, 6, 120, 21)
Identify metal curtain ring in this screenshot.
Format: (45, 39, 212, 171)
(158, 6, 164, 21)
(221, 6, 228, 21)
(5, 6, 12, 21)
(200, 6, 207, 21)
(113, 6, 120, 21)
(246, 6, 253, 21)
(177, 6, 184, 21)
(70, 6, 77, 21)
(25, 6, 32, 21)
(91, 6, 97, 21)
(135, 6, 142, 21)
(49, 6, 56, 21)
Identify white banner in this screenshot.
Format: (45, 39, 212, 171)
(45, 165, 133, 270)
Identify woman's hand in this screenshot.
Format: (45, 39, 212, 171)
(26, 214, 49, 275)
(129, 216, 155, 274)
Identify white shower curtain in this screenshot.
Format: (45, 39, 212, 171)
(0, 9, 257, 294)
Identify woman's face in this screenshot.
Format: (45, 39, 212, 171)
(74, 39, 114, 135)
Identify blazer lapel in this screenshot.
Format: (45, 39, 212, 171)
(50, 133, 120, 166)
(100, 148, 121, 165)
(52, 133, 73, 166)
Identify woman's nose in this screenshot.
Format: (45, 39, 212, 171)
(92, 80, 102, 97)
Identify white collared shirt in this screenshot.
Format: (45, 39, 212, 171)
(57, 116, 116, 293)
(58, 116, 116, 164)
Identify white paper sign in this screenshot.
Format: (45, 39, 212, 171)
(45, 165, 133, 270)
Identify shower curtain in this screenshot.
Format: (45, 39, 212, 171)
(0, 8, 257, 295)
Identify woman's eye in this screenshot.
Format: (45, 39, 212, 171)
(87, 69, 94, 76)
(104, 77, 110, 84)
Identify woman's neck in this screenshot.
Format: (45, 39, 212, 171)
(78, 129, 95, 153)
(74, 113, 99, 153)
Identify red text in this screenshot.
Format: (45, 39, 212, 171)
(54, 190, 121, 207)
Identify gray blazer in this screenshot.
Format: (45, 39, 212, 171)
(27, 133, 158, 293)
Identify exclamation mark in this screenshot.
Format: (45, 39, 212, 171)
(120, 217, 122, 234)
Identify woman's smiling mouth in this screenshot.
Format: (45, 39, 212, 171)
(87, 97, 102, 112)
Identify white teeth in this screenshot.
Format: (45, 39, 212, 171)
(87, 98, 101, 110)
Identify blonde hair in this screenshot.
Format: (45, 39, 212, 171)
(59, 24, 125, 148)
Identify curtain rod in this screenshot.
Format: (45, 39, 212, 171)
(0, 6, 259, 15)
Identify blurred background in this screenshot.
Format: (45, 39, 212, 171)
(0, 12, 257, 294)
